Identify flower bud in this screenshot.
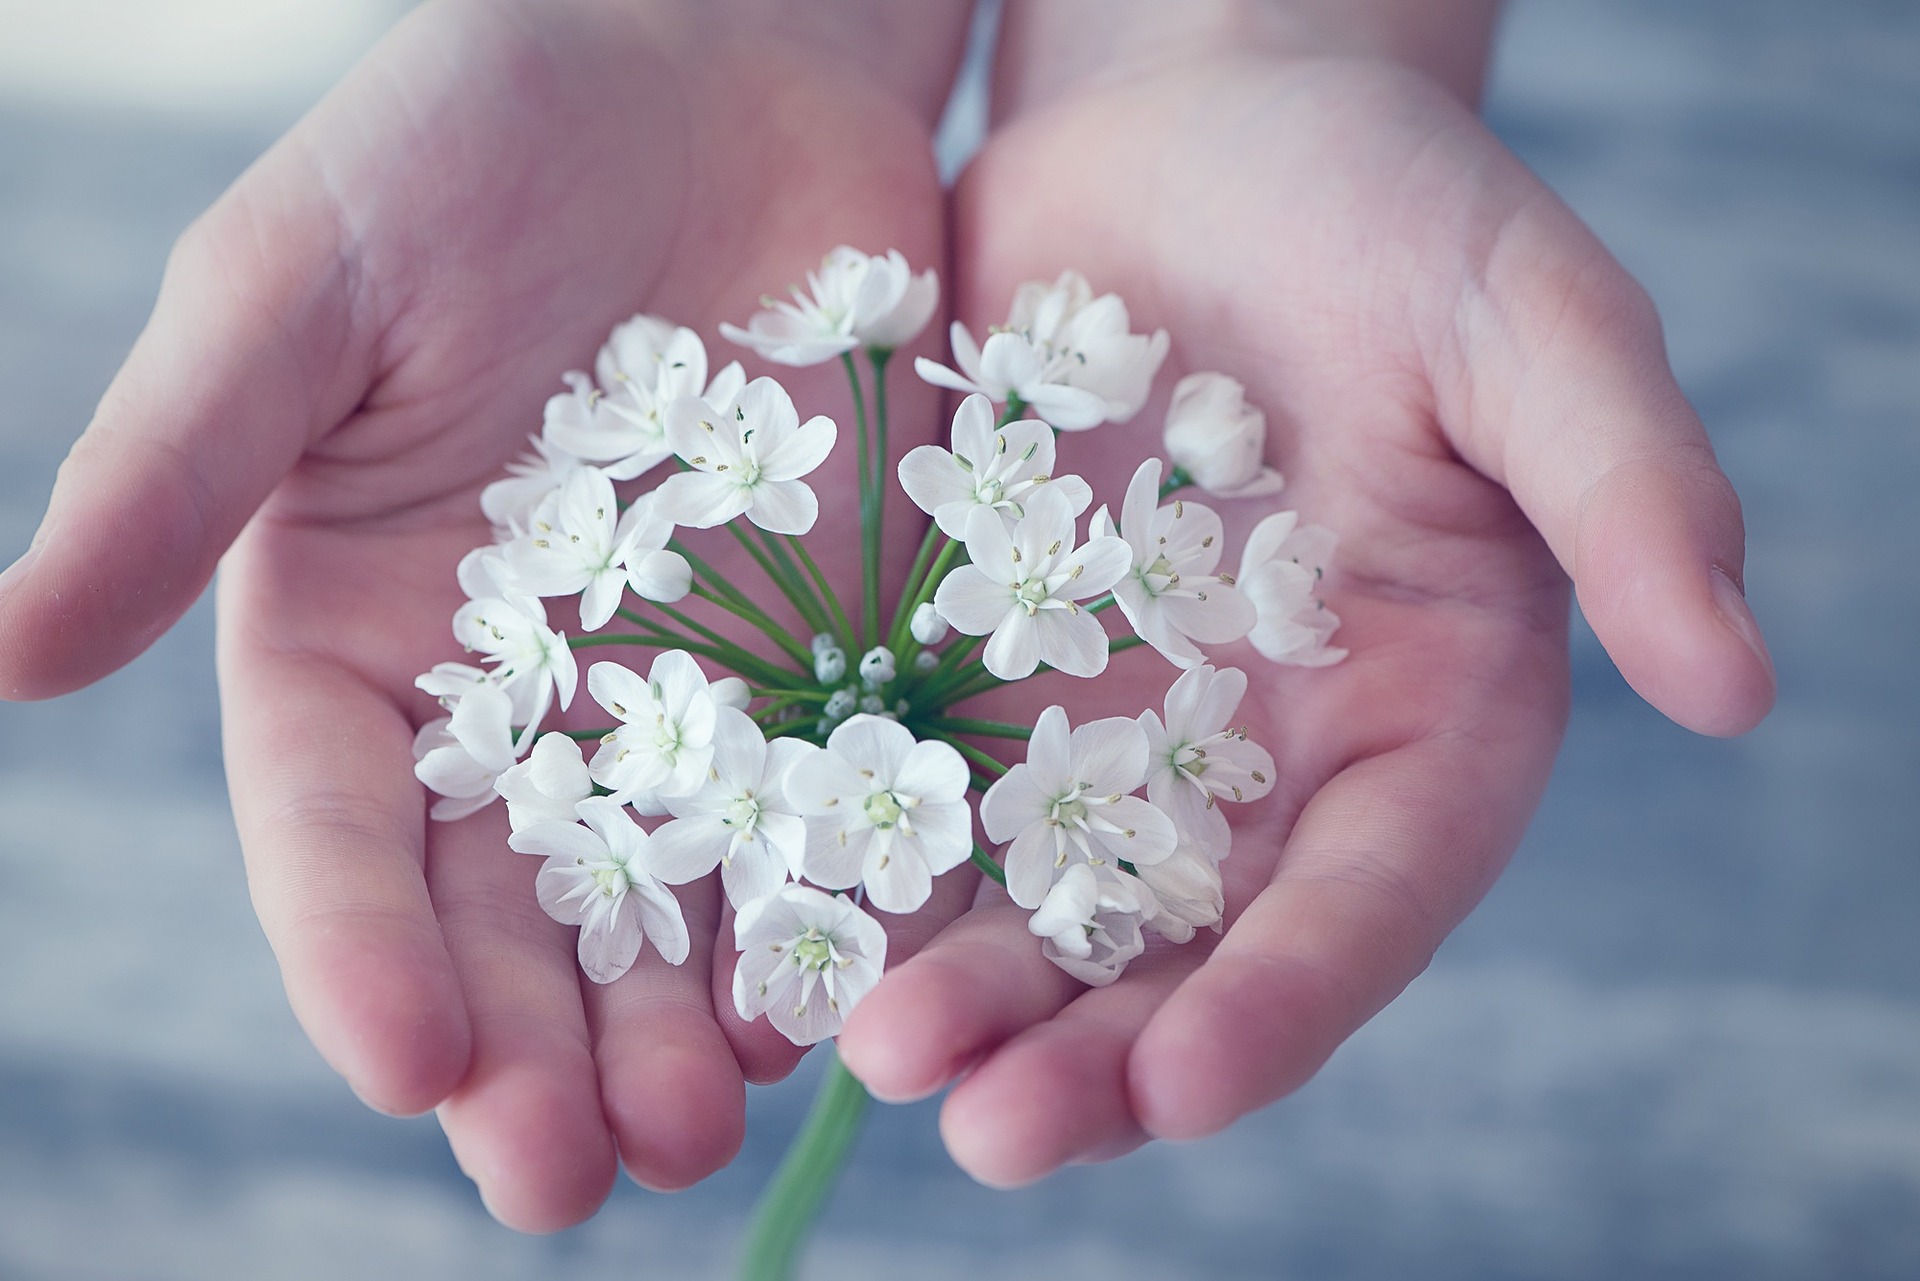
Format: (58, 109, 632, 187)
(1162, 372, 1285, 499)
(810, 632, 839, 656)
(709, 676, 750, 711)
(909, 602, 949, 645)
(823, 686, 857, 721)
(858, 646, 897, 687)
(859, 693, 886, 715)
(912, 650, 940, 673)
(814, 645, 847, 685)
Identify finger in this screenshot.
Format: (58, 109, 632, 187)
(428, 810, 618, 1233)
(836, 894, 1085, 1104)
(1436, 174, 1774, 736)
(1128, 729, 1552, 1143)
(218, 588, 470, 1119)
(0, 155, 372, 699)
(583, 876, 746, 1191)
(937, 960, 1191, 1188)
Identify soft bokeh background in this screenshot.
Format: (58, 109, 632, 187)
(2, 1, 1915, 1276)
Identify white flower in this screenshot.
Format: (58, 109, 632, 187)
(494, 730, 593, 833)
(896, 393, 1094, 538)
(909, 602, 948, 645)
(1238, 511, 1347, 666)
(450, 591, 577, 743)
(932, 484, 1130, 681)
(653, 378, 836, 535)
(1027, 862, 1155, 987)
(545, 319, 745, 480)
(586, 652, 718, 808)
(980, 705, 1178, 909)
(509, 797, 690, 982)
(413, 683, 519, 821)
(710, 676, 751, 711)
(1005, 270, 1169, 423)
(916, 272, 1169, 431)
(480, 432, 595, 534)
(504, 471, 690, 632)
(721, 246, 938, 365)
(1132, 842, 1225, 943)
(1140, 664, 1277, 862)
(649, 708, 812, 909)
(732, 885, 887, 1046)
(1161, 372, 1286, 499)
(787, 715, 971, 914)
(1093, 458, 1256, 669)
(914, 326, 1109, 430)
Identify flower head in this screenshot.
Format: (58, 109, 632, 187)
(1162, 372, 1286, 499)
(413, 683, 520, 821)
(981, 705, 1178, 908)
(542, 318, 745, 480)
(787, 715, 971, 914)
(721, 246, 938, 365)
(932, 484, 1130, 681)
(649, 708, 813, 909)
(1140, 664, 1276, 861)
(1238, 511, 1346, 666)
(509, 797, 690, 981)
(896, 393, 1093, 538)
(732, 885, 887, 1045)
(494, 730, 594, 833)
(505, 471, 690, 632)
(1027, 862, 1156, 986)
(450, 590, 577, 743)
(653, 378, 836, 535)
(586, 651, 719, 809)
(1095, 458, 1256, 668)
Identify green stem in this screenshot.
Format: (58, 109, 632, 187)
(1110, 634, 1147, 654)
(936, 734, 1010, 779)
(1088, 592, 1118, 615)
(737, 1050, 871, 1281)
(995, 394, 1028, 429)
(841, 351, 879, 647)
(560, 726, 618, 741)
(720, 526, 832, 640)
(925, 716, 1032, 741)
(789, 536, 857, 654)
(1158, 465, 1193, 501)
(688, 582, 813, 668)
(969, 843, 1008, 887)
(868, 348, 893, 648)
(619, 605, 799, 689)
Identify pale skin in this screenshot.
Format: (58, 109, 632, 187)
(0, 0, 1773, 1228)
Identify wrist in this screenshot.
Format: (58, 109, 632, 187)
(996, 0, 1503, 119)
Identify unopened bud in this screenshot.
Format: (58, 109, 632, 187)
(909, 602, 950, 645)
(709, 676, 750, 711)
(814, 645, 847, 685)
(858, 646, 897, 687)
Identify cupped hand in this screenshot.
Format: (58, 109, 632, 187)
(837, 30, 1776, 1185)
(0, 0, 970, 1230)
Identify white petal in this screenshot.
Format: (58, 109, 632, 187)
(1032, 607, 1109, 678)
(983, 608, 1042, 680)
(746, 478, 819, 535)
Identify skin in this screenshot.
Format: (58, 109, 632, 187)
(835, 0, 1776, 1187)
(0, 0, 1774, 1229)
(0, 0, 976, 1231)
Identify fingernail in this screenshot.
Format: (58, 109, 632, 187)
(1710, 565, 1775, 681)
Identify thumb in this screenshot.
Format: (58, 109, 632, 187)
(1439, 184, 1776, 737)
(0, 161, 373, 699)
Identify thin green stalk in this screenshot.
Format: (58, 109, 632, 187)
(886, 522, 943, 649)
(688, 582, 813, 668)
(788, 536, 857, 653)
(841, 351, 879, 647)
(888, 536, 963, 658)
(678, 538, 817, 638)
(1158, 465, 1193, 500)
(868, 348, 894, 647)
(995, 394, 1028, 429)
(736, 1051, 871, 1281)
(720, 526, 832, 640)
(560, 726, 618, 741)
(969, 843, 1008, 887)
(618, 605, 799, 688)
(1110, 635, 1147, 654)
(568, 631, 752, 674)
(1088, 592, 1118, 615)
(925, 716, 1033, 741)
(936, 734, 1011, 779)
(749, 687, 832, 703)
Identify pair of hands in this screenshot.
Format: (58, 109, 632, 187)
(0, 0, 1773, 1231)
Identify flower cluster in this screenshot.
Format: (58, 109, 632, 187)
(413, 248, 1344, 1047)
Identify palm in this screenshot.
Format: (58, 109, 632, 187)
(47, 0, 951, 1229)
(839, 54, 1763, 1185)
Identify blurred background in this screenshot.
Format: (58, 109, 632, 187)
(1, 0, 1915, 1276)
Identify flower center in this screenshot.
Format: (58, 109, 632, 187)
(723, 792, 762, 834)
(1014, 577, 1050, 614)
(792, 929, 835, 972)
(863, 790, 905, 829)
(591, 865, 629, 899)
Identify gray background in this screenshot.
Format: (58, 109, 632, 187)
(2, 1, 1916, 1277)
